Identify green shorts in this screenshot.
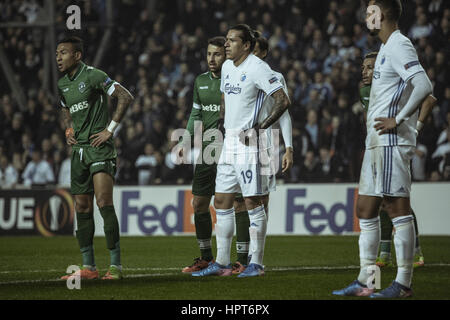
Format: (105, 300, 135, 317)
(192, 163, 217, 197)
(71, 144, 117, 195)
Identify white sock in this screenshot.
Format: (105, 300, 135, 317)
(357, 216, 380, 286)
(248, 206, 267, 267)
(215, 208, 235, 266)
(392, 215, 415, 288)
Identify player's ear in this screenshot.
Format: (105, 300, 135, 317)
(74, 51, 82, 62)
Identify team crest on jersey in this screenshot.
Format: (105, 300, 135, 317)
(373, 71, 380, 79)
(241, 73, 247, 82)
(78, 82, 86, 93)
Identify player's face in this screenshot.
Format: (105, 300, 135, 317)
(225, 30, 248, 61)
(56, 43, 80, 73)
(366, 0, 381, 36)
(253, 42, 267, 60)
(362, 57, 376, 86)
(207, 44, 226, 74)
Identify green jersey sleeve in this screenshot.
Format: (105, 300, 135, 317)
(187, 77, 202, 136)
(359, 85, 371, 112)
(89, 68, 116, 96)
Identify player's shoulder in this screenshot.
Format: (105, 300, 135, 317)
(85, 64, 106, 77)
(388, 31, 414, 51)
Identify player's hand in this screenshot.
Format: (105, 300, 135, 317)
(374, 117, 397, 135)
(282, 147, 293, 173)
(239, 124, 260, 146)
(65, 128, 77, 145)
(90, 129, 112, 147)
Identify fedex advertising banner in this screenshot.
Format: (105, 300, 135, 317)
(88, 183, 450, 236)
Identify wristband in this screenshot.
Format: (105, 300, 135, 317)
(107, 120, 119, 134)
(65, 127, 74, 138)
(416, 120, 424, 131)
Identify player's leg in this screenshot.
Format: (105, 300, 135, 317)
(182, 195, 214, 273)
(61, 149, 98, 280)
(377, 201, 394, 267)
(370, 146, 415, 298)
(410, 208, 424, 267)
(333, 148, 381, 296)
(183, 163, 216, 273)
(93, 171, 122, 280)
(192, 162, 237, 277)
(232, 194, 249, 274)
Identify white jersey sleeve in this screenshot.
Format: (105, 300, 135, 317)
(390, 37, 425, 82)
(252, 60, 284, 97)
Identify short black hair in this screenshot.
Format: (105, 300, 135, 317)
(253, 30, 269, 59)
(57, 36, 84, 55)
(208, 36, 226, 48)
(364, 51, 378, 59)
(373, 0, 402, 22)
(228, 24, 256, 52)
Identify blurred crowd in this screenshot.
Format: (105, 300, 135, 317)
(0, 0, 449, 189)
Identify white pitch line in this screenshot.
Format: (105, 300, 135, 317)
(1, 264, 450, 286)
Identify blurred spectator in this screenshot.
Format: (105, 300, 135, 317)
(412, 143, 428, 181)
(22, 149, 55, 187)
(0, 155, 18, 188)
(135, 143, 158, 185)
(431, 128, 450, 180)
(58, 146, 71, 187)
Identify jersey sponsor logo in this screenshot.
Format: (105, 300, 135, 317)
(199, 86, 209, 90)
(404, 61, 419, 70)
(224, 83, 242, 95)
(201, 104, 220, 112)
(269, 77, 278, 84)
(78, 81, 86, 93)
(69, 101, 89, 114)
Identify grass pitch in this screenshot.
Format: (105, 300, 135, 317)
(0, 235, 449, 300)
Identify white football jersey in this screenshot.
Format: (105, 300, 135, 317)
(220, 54, 283, 153)
(366, 30, 425, 149)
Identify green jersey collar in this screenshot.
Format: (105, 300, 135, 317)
(68, 62, 86, 81)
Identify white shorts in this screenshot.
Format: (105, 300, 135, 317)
(359, 145, 415, 197)
(215, 149, 276, 197)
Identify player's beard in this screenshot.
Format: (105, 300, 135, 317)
(369, 28, 380, 36)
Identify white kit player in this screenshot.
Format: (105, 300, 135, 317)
(192, 24, 290, 278)
(333, 0, 433, 298)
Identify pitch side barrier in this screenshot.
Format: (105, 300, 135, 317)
(1, 183, 449, 236)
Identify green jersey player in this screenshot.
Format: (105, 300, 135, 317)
(57, 37, 133, 280)
(181, 37, 250, 275)
(360, 51, 436, 268)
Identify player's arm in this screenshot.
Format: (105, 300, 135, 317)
(90, 83, 134, 147)
(374, 72, 433, 134)
(186, 79, 203, 137)
(259, 88, 291, 130)
(217, 93, 225, 135)
(279, 110, 293, 172)
(59, 94, 77, 145)
(417, 94, 437, 132)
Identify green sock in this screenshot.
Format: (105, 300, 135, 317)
(194, 211, 213, 261)
(76, 212, 95, 267)
(235, 211, 250, 265)
(379, 208, 393, 255)
(410, 209, 420, 249)
(99, 206, 121, 266)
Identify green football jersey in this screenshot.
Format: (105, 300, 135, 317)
(187, 71, 221, 141)
(58, 62, 116, 147)
(360, 85, 371, 112)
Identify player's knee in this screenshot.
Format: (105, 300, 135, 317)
(193, 197, 209, 213)
(96, 194, 113, 209)
(75, 200, 92, 213)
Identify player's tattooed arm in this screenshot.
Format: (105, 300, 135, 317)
(110, 84, 134, 123)
(259, 89, 291, 130)
(90, 84, 134, 147)
(61, 107, 77, 145)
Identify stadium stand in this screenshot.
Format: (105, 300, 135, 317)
(0, 0, 449, 188)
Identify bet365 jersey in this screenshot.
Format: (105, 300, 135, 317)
(366, 30, 425, 149)
(58, 62, 118, 146)
(192, 71, 221, 133)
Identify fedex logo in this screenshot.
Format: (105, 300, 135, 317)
(121, 191, 184, 235)
(286, 188, 358, 234)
